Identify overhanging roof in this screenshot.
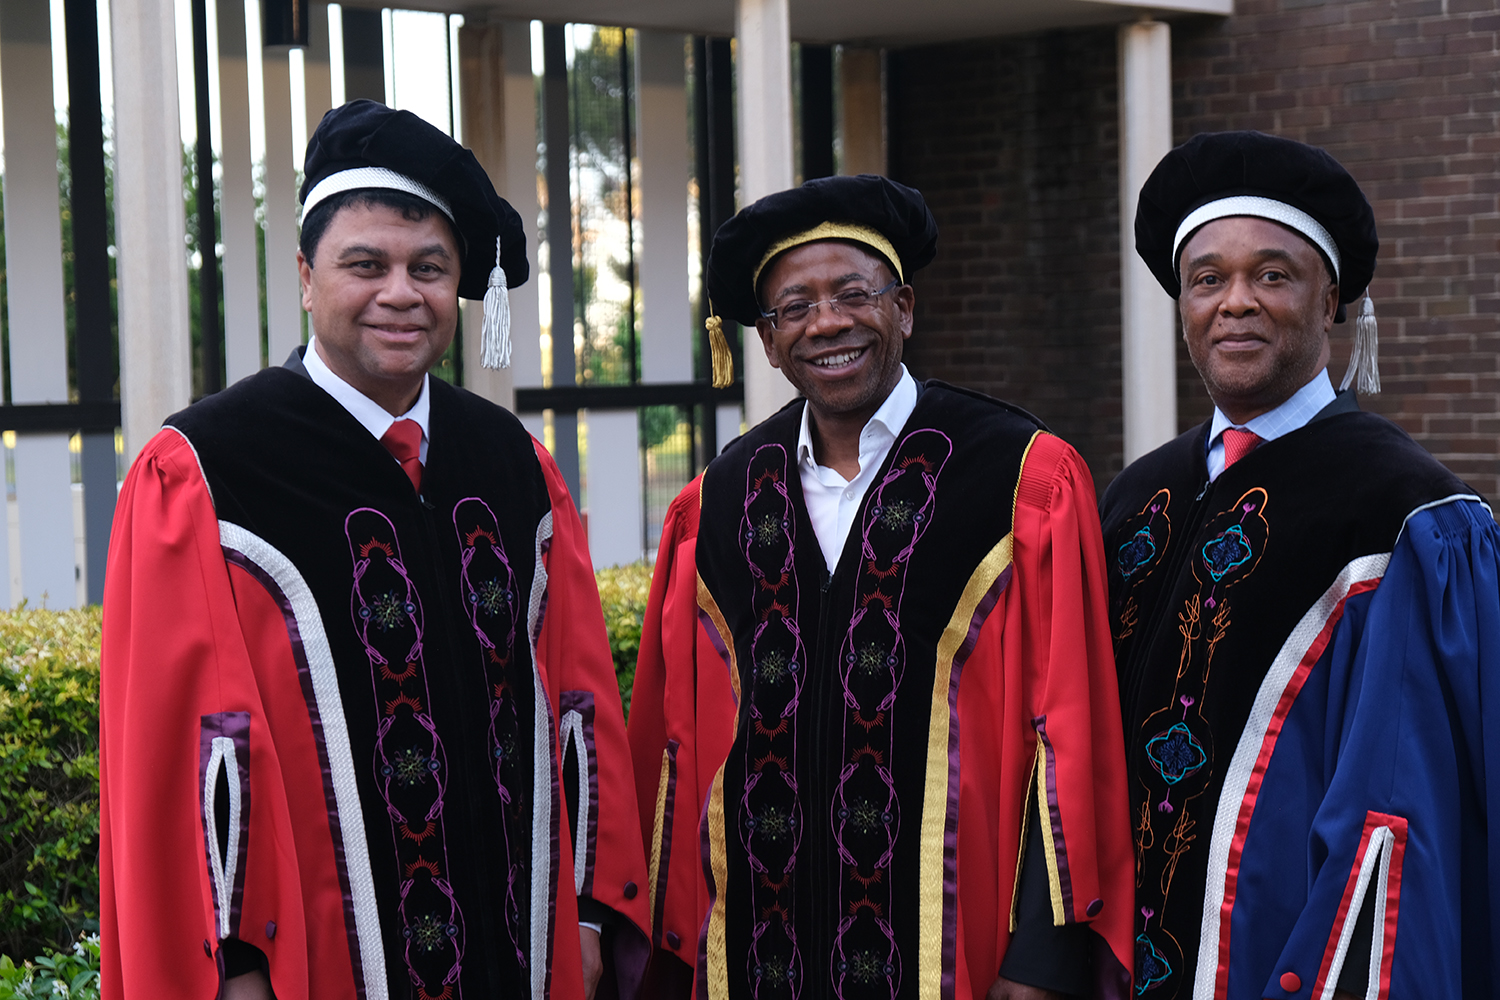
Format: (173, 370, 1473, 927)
(341, 0, 1231, 46)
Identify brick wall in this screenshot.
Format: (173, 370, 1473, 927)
(1173, 0, 1499, 496)
(888, 30, 1128, 485)
(889, 0, 1500, 497)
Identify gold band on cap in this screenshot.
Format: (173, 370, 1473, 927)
(752, 222, 904, 288)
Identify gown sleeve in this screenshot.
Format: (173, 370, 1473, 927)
(103, 428, 383, 1000)
(1262, 498, 1500, 999)
(626, 478, 740, 986)
(532, 439, 653, 997)
(101, 429, 236, 1000)
(995, 433, 1136, 996)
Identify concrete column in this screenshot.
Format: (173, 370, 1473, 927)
(584, 410, 642, 568)
(735, 0, 798, 424)
(1118, 19, 1176, 462)
(635, 30, 691, 384)
(838, 47, 885, 176)
(1, 0, 68, 407)
(502, 22, 543, 405)
(716, 404, 743, 453)
(0, 0, 75, 606)
(303, 2, 333, 142)
(262, 19, 304, 364)
(111, 0, 192, 462)
(220, 0, 263, 381)
(11, 440, 74, 606)
(457, 20, 513, 409)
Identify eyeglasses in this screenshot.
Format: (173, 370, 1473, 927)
(760, 278, 901, 332)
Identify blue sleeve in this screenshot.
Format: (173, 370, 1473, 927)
(1266, 498, 1500, 998)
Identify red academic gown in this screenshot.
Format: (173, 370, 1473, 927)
(101, 366, 649, 1000)
(628, 385, 1134, 999)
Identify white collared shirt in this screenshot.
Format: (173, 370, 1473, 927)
(1205, 368, 1335, 481)
(303, 337, 432, 464)
(797, 367, 919, 572)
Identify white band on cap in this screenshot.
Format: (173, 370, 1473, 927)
(301, 166, 453, 222)
(1173, 195, 1340, 282)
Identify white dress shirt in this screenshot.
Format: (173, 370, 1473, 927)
(797, 367, 919, 572)
(1205, 368, 1335, 482)
(303, 337, 432, 464)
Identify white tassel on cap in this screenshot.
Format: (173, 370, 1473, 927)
(480, 235, 512, 369)
(1339, 295, 1381, 395)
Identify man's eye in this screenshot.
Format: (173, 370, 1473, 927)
(835, 290, 872, 307)
(1262, 270, 1285, 282)
(780, 302, 813, 321)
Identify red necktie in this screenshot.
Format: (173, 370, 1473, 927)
(380, 419, 424, 493)
(1221, 427, 1262, 470)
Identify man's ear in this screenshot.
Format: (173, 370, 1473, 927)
(894, 285, 915, 341)
(1323, 282, 1339, 332)
(297, 251, 314, 312)
(755, 319, 782, 369)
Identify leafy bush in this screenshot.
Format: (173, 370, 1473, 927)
(0, 935, 99, 999)
(0, 609, 100, 963)
(594, 562, 652, 719)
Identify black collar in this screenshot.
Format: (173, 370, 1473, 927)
(283, 345, 311, 379)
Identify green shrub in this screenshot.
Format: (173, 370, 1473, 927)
(594, 562, 653, 720)
(0, 609, 100, 963)
(0, 935, 99, 999)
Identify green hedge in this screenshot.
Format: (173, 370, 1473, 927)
(0, 936, 99, 1000)
(0, 609, 100, 965)
(594, 562, 652, 720)
(0, 564, 654, 972)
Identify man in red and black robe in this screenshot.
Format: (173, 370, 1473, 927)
(628, 175, 1135, 999)
(101, 102, 650, 1000)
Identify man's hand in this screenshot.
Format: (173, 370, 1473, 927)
(580, 925, 603, 1000)
(223, 970, 274, 1000)
(987, 975, 1066, 1000)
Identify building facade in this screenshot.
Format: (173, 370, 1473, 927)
(891, 0, 1499, 495)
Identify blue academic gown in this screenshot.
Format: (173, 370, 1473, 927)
(1227, 497, 1500, 998)
(1103, 398, 1500, 999)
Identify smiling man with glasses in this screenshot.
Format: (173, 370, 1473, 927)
(627, 175, 1135, 999)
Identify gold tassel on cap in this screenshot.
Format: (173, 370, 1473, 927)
(1339, 295, 1381, 395)
(707, 306, 734, 388)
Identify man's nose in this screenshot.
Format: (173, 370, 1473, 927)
(804, 298, 853, 336)
(1218, 274, 1260, 315)
(376, 267, 425, 308)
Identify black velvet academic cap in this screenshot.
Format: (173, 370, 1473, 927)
(300, 99, 528, 299)
(706, 174, 938, 326)
(1135, 131, 1376, 320)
